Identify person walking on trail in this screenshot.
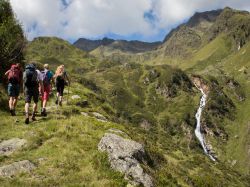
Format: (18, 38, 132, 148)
(54, 65, 70, 106)
(23, 63, 44, 124)
(40, 64, 54, 117)
(4, 63, 23, 116)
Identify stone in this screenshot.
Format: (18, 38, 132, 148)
(98, 132, 153, 187)
(71, 95, 81, 100)
(0, 138, 27, 156)
(92, 112, 108, 122)
(37, 157, 47, 164)
(81, 112, 89, 116)
(0, 160, 36, 177)
(231, 160, 237, 167)
(140, 120, 151, 131)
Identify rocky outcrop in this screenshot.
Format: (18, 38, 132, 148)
(92, 112, 108, 122)
(71, 95, 81, 100)
(98, 131, 153, 187)
(192, 76, 210, 94)
(0, 138, 27, 156)
(0, 160, 35, 177)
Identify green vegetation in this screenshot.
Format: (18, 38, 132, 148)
(1, 3, 250, 186)
(0, 0, 25, 82)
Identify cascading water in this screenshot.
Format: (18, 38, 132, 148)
(195, 87, 216, 161)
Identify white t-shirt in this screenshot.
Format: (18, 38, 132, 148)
(36, 70, 43, 82)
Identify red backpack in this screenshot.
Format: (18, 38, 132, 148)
(8, 65, 21, 84)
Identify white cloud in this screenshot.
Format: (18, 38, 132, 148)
(10, 0, 65, 39)
(63, 0, 154, 38)
(9, 0, 250, 41)
(152, 0, 250, 28)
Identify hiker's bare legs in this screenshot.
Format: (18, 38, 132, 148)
(25, 103, 29, 116)
(9, 97, 13, 110)
(43, 100, 47, 108)
(25, 102, 30, 124)
(13, 97, 18, 108)
(33, 103, 38, 114)
(59, 96, 63, 103)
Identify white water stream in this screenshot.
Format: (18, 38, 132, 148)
(195, 87, 216, 161)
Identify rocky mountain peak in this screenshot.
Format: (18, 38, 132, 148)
(187, 9, 223, 28)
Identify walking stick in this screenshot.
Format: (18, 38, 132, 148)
(67, 83, 70, 105)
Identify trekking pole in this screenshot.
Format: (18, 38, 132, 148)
(67, 83, 70, 105)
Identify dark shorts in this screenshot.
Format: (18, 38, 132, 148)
(25, 87, 39, 103)
(8, 83, 20, 97)
(56, 81, 65, 96)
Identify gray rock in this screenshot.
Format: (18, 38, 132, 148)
(0, 138, 27, 156)
(81, 112, 89, 116)
(231, 160, 237, 167)
(98, 132, 153, 187)
(140, 120, 151, 131)
(0, 160, 35, 177)
(71, 95, 81, 100)
(92, 112, 107, 122)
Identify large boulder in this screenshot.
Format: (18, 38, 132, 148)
(0, 138, 27, 156)
(0, 160, 35, 177)
(98, 131, 153, 187)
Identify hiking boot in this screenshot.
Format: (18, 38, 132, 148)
(41, 108, 47, 117)
(10, 109, 14, 116)
(12, 110, 16, 116)
(25, 117, 29, 124)
(31, 113, 36, 121)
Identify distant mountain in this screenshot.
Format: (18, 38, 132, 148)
(73, 37, 115, 51)
(160, 7, 250, 58)
(73, 37, 161, 53)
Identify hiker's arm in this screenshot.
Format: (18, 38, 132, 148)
(66, 73, 70, 86)
(4, 70, 10, 76)
(22, 73, 25, 95)
(53, 75, 56, 88)
(20, 72, 23, 93)
(39, 81, 44, 96)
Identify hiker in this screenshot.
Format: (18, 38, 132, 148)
(54, 65, 70, 106)
(40, 64, 54, 116)
(23, 63, 44, 124)
(4, 63, 23, 116)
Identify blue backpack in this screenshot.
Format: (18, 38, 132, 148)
(41, 70, 51, 87)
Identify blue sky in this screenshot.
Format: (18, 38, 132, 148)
(9, 0, 250, 43)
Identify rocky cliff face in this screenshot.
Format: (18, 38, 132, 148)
(73, 37, 115, 51)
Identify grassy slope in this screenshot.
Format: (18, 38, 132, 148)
(173, 33, 250, 175)
(0, 93, 127, 186)
(2, 36, 248, 186)
(0, 82, 248, 187)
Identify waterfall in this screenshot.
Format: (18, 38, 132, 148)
(195, 87, 216, 161)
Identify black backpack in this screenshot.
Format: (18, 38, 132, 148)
(24, 64, 38, 87)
